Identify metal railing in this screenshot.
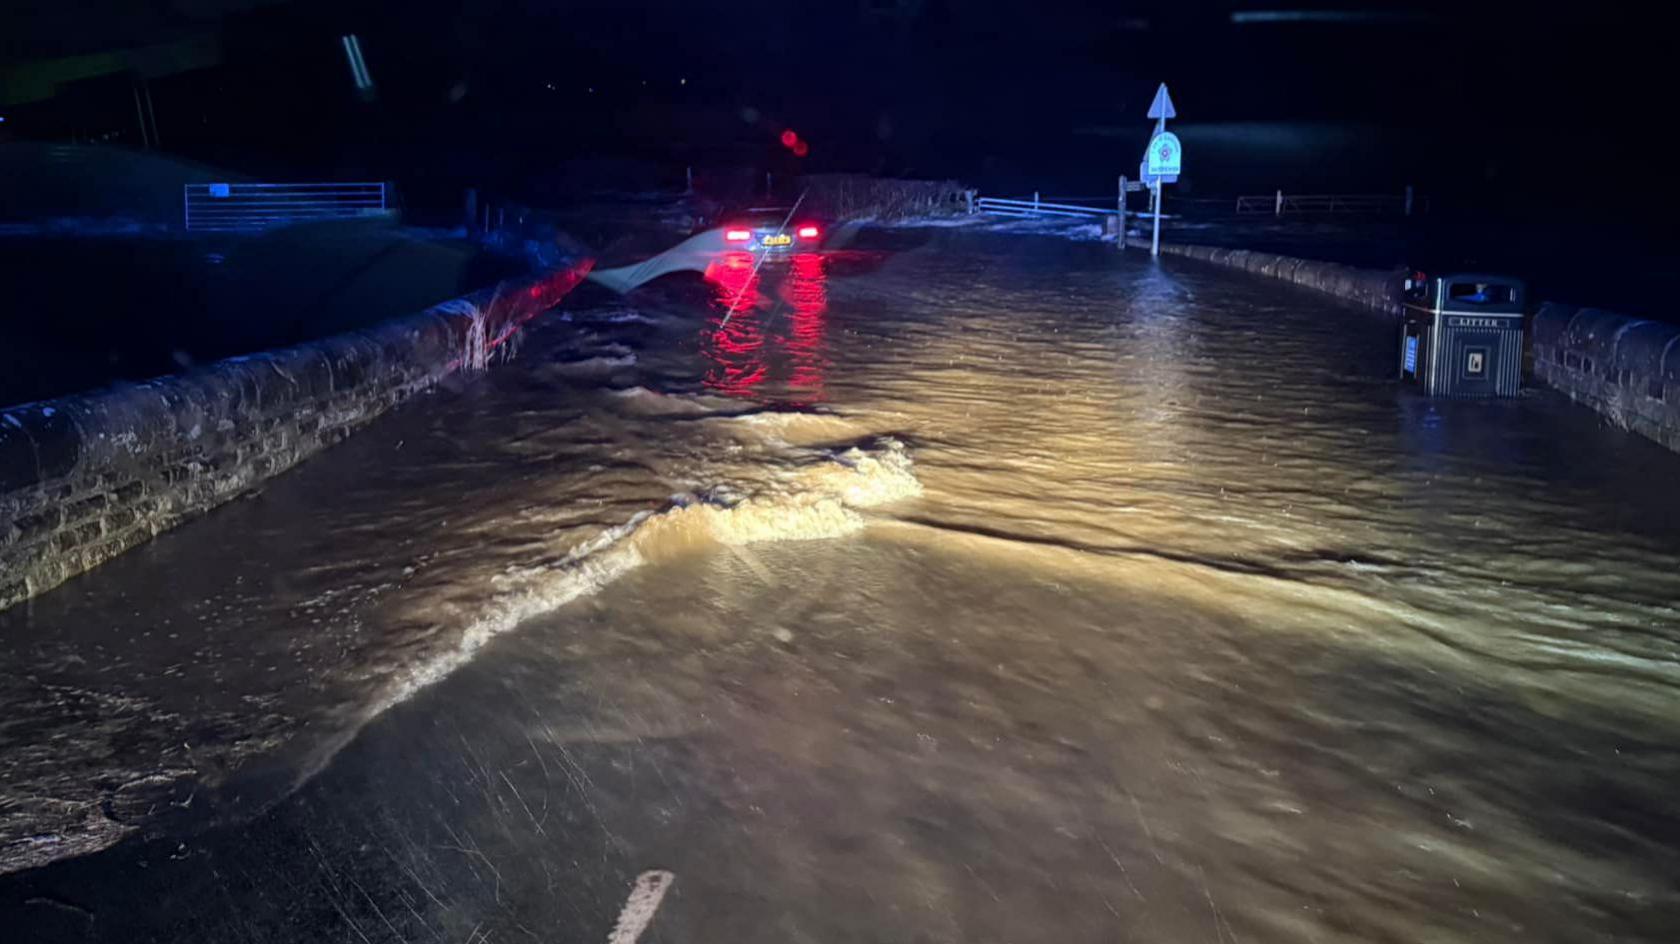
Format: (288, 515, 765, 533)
(183, 182, 391, 232)
(975, 195, 1118, 221)
(1236, 190, 1417, 217)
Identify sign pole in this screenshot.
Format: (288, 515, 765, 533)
(1151, 105, 1163, 257)
(1151, 182, 1162, 257)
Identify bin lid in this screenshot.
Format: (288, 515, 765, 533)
(1432, 273, 1525, 314)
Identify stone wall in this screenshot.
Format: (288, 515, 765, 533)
(1156, 242, 1404, 319)
(0, 259, 591, 612)
(1532, 303, 1680, 452)
(799, 175, 973, 222)
(1158, 241, 1680, 455)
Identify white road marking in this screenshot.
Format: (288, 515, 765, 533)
(607, 870, 675, 944)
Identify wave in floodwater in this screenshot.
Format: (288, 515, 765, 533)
(0, 282, 921, 874)
(6, 227, 1680, 944)
(373, 435, 920, 715)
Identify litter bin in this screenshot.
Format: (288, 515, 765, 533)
(1399, 272, 1525, 397)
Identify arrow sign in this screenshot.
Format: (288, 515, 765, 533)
(1146, 83, 1176, 121)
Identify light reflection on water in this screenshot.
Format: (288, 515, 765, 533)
(3, 227, 1680, 942)
(702, 250, 829, 404)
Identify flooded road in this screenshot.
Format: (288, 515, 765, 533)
(4, 225, 1680, 942)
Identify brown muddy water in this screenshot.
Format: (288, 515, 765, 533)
(3, 223, 1679, 942)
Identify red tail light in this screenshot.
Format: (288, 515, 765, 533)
(797, 225, 820, 239)
(725, 229, 751, 242)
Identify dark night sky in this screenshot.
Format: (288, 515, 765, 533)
(0, 0, 1666, 225)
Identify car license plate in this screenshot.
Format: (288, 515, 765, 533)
(762, 234, 792, 246)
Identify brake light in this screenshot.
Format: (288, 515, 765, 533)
(797, 225, 820, 239)
(725, 229, 751, 242)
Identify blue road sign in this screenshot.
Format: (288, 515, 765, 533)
(1145, 132, 1182, 180)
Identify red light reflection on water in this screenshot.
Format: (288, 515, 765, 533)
(782, 251, 828, 399)
(702, 251, 828, 402)
(704, 252, 767, 397)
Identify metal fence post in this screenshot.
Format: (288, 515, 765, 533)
(1033, 191, 1040, 211)
(1275, 189, 1283, 217)
(1117, 176, 1127, 250)
(1404, 185, 1414, 216)
(131, 83, 152, 150)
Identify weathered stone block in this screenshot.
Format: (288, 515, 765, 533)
(1564, 309, 1635, 381)
(63, 493, 110, 523)
(12, 404, 81, 483)
(1613, 322, 1680, 402)
(86, 526, 149, 567)
(297, 345, 346, 400)
(101, 506, 138, 534)
(1531, 304, 1579, 353)
(1662, 327, 1680, 389)
(55, 520, 103, 552)
(320, 334, 383, 394)
(0, 415, 39, 494)
(168, 370, 248, 448)
(407, 312, 465, 369)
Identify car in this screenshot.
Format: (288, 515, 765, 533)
(718, 207, 825, 255)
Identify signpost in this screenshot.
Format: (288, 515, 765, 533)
(1141, 83, 1179, 258)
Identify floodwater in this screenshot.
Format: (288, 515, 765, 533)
(4, 224, 1680, 942)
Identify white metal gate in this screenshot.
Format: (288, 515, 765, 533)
(183, 182, 390, 232)
(974, 195, 1117, 222)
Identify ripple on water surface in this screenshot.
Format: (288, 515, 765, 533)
(3, 228, 1679, 943)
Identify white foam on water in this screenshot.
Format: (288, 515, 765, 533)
(864, 214, 991, 229)
(608, 385, 707, 412)
(701, 409, 875, 447)
(548, 353, 639, 375)
(587, 309, 665, 326)
(433, 298, 490, 370)
(865, 215, 1106, 241)
(367, 438, 920, 721)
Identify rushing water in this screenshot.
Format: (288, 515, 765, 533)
(4, 224, 1680, 942)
